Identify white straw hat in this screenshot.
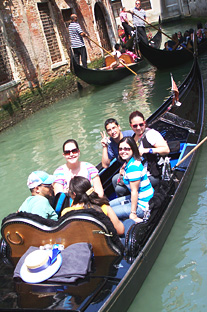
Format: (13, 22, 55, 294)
(20, 249, 62, 283)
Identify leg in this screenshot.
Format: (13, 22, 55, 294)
(80, 46, 87, 68)
(73, 48, 80, 65)
(110, 195, 131, 220)
(110, 195, 145, 219)
(112, 173, 130, 197)
(123, 218, 135, 236)
(136, 27, 148, 45)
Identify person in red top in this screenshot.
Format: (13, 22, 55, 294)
(119, 7, 133, 40)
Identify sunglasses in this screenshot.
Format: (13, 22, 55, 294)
(119, 147, 131, 151)
(64, 148, 79, 155)
(41, 184, 52, 188)
(131, 123, 144, 129)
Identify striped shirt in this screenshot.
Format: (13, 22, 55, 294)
(54, 162, 99, 192)
(132, 8, 146, 27)
(123, 157, 154, 206)
(69, 22, 85, 48)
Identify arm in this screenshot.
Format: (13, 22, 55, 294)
(53, 182, 64, 196)
(100, 131, 111, 168)
(139, 131, 170, 156)
(80, 32, 86, 37)
(107, 206, 125, 235)
(92, 175, 104, 198)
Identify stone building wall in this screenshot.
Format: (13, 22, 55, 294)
(0, 0, 117, 106)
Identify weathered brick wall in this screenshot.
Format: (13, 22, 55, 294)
(0, 0, 113, 106)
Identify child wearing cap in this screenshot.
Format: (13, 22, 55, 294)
(18, 171, 58, 220)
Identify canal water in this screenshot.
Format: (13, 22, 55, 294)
(0, 18, 207, 311)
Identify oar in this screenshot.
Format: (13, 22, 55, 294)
(86, 35, 137, 76)
(128, 11, 193, 55)
(172, 136, 207, 170)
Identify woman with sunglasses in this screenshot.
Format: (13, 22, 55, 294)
(129, 111, 170, 187)
(53, 139, 104, 198)
(61, 176, 125, 236)
(110, 136, 154, 223)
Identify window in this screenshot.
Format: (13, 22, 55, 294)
(111, 0, 122, 18)
(141, 0, 152, 10)
(0, 27, 13, 86)
(38, 2, 62, 64)
(61, 8, 72, 27)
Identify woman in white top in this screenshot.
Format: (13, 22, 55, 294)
(53, 139, 104, 198)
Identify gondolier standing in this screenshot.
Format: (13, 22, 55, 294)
(130, 0, 148, 45)
(69, 14, 87, 68)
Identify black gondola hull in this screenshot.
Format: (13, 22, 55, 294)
(139, 38, 207, 69)
(72, 31, 162, 85)
(0, 57, 204, 312)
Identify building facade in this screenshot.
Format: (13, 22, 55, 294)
(0, 0, 118, 106)
(111, 0, 207, 26)
(0, 0, 206, 107)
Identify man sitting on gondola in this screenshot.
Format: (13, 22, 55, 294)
(101, 118, 133, 197)
(18, 171, 58, 220)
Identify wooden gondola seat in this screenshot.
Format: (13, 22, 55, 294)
(119, 53, 134, 64)
(105, 55, 116, 67)
(1, 209, 124, 265)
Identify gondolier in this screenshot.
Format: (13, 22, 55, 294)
(130, 0, 148, 45)
(69, 14, 88, 68)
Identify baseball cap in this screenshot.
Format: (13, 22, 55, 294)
(27, 171, 56, 189)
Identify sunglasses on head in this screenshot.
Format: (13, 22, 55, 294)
(64, 148, 79, 155)
(131, 122, 144, 129)
(119, 147, 131, 151)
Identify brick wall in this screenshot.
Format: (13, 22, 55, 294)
(0, 0, 115, 106)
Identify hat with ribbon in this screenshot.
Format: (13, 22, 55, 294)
(20, 246, 62, 283)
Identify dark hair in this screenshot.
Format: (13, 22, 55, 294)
(63, 139, 79, 153)
(118, 136, 140, 161)
(104, 118, 119, 130)
(197, 22, 203, 30)
(129, 110, 145, 123)
(69, 176, 109, 210)
(114, 43, 120, 51)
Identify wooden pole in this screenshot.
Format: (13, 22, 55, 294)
(172, 136, 207, 170)
(86, 35, 138, 76)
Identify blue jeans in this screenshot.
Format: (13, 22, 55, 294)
(110, 195, 145, 220)
(112, 173, 130, 197)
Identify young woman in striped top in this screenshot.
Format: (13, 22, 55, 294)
(110, 136, 154, 223)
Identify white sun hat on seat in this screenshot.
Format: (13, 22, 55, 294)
(20, 249, 62, 283)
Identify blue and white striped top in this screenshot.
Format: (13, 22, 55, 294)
(123, 157, 154, 205)
(132, 8, 146, 27)
(68, 22, 85, 48)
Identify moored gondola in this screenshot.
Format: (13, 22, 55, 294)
(0, 57, 204, 311)
(71, 31, 161, 86)
(139, 36, 207, 69)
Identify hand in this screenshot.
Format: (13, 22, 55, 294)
(139, 146, 150, 156)
(100, 131, 110, 147)
(119, 163, 126, 175)
(138, 145, 145, 156)
(129, 212, 143, 223)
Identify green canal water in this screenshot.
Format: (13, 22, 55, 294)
(0, 18, 207, 311)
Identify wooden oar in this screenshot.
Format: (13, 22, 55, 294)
(128, 11, 193, 55)
(86, 35, 137, 76)
(172, 136, 207, 170)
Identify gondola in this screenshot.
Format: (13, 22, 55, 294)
(0, 56, 204, 312)
(139, 36, 207, 69)
(71, 31, 161, 86)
